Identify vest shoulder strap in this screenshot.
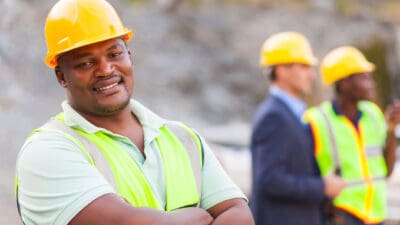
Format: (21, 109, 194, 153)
(164, 121, 203, 206)
(317, 104, 342, 174)
(43, 118, 119, 191)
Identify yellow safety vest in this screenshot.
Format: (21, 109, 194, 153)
(16, 112, 203, 223)
(305, 101, 387, 224)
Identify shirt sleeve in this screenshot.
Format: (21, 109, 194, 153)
(16, 131, 114, 225)
(197, 135, 247, 209)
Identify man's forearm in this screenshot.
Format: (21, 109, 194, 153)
(384, 131, 397, 177)
(163, 207, 212, 225)
(69, 193, 213, 225)
(383, 101, 400, 177)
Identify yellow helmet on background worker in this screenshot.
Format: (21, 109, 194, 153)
(259, 31, 318, 67)
(44, 0, 133, 68)
(321, 46, 375, 84)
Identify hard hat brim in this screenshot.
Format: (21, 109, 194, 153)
(45, 30, 133, 68)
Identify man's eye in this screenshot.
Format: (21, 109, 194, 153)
(110, 52, 123, 58)
(76, 61, 93, 69)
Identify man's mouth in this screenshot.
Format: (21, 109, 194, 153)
(95, 82, 119, 91)
(92, 76, 122, 92)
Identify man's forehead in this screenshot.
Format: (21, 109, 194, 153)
(350, 72, 373, 79)
(73, 38, 124, 54)
(58, 38, 126, 61)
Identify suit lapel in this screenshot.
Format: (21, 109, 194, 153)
(270, 95, 310, 149)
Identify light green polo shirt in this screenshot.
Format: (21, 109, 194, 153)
(16, 99, 246, 225)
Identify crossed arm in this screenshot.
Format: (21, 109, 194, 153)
(68, 194, 253, 225)
(17, 131, 254, 225)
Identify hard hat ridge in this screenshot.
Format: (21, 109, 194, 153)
(321, 46, 375, 84)
(259, 31, 318, 67)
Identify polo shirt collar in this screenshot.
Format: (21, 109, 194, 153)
(61, 99, 166, 142)
(270, 85, 307, 122)
(331, 100, 362, 127)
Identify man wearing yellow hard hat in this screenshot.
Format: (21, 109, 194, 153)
(250, 32, 345, 225)
(305, 46, 400, 225)
(15, 0, 255, 224)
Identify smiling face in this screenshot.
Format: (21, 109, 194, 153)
(56, 38, 134, 117)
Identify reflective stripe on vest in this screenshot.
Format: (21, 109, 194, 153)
(305, 101, 387, 223)
(16, 113, 203, 222)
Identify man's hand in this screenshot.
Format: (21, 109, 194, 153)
(170, 207, 213, 225)
(385, 100, 400, 133)
(323, 172, 345, 199)
(383, 100, 400, 177)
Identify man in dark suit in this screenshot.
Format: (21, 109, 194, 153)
(250, 32, 345, 225)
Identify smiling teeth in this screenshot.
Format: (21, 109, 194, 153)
(97, 83, 118, 91)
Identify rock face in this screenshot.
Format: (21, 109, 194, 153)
(1, 1, 400, 224)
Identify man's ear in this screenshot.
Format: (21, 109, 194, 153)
(274, 65, 286, 82)
(336, 78, 351, 95)
(128, 50, 133, 66)
(55, 66, 67, 88)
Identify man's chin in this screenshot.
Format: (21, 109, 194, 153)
(95, 100, 130, 115)
(301, 89, 313, 97)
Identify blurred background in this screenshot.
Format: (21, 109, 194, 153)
(1, 0, 400, 224)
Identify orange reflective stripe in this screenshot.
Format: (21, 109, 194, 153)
(341, 118, 370, 178)
(305, 113, 322, 157)
(365, 180, 374, 219)
(336, 205, 366, 222)
(358, 122, 375, 218)
(341, 118, 376, 220)
(335, 205, 384, 224)
(357, 122, 371, 179)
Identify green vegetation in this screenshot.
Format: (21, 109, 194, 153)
(126, 0, 151, 4)
(124, 0, 400, 22)
(336, 0, 354, 16)
(125, 0, 203, 7)
(335, 0, 400, 23)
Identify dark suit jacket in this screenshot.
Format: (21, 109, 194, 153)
(250, 95, 325, 225)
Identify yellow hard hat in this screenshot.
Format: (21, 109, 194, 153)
(321, 46, 375, 84)
(259, 31, 318, 67)
(44, 0, 133, 68)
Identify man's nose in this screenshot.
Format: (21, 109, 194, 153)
(95, 58, 114, 77)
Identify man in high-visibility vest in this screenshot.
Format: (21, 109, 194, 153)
(250, 31, 345, 225)
(15, 0, 254, 224)
(305, 46, 400, 225)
